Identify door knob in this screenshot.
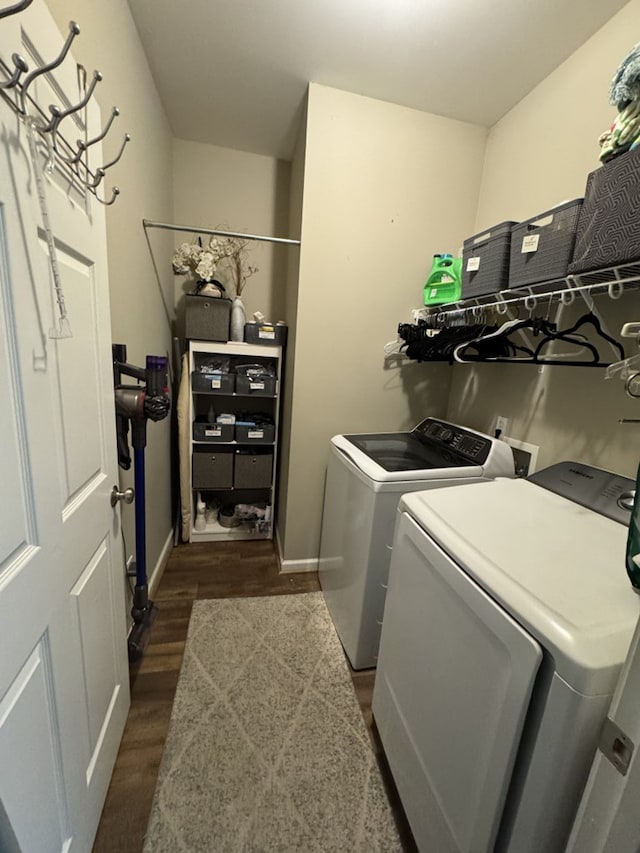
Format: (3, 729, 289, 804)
(111, 485, 135, 507)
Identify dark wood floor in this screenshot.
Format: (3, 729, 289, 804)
(92, 539, 416, 852)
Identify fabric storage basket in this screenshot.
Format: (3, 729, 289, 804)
(192, 448, 234, 489)
(235, 374, 276, 396)
(508, 199, 583, 288)
(191, 371, 235, 393)
(244, 322, 288, 346)
(193, 422, 234, 442)
(569, 148, 640, 274)
(234, 449, 273, 489)
(462, 221, 517, 298)
(235, 423, 276, 443)
(185, 294, 232, 342)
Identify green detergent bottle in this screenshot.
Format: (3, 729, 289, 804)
(423, 254, 462, 306)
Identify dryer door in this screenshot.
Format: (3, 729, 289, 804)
(373, 511, 542, 853)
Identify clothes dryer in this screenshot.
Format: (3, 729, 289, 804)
(318, 418, 515, 669)
(373, 462, 640, 852)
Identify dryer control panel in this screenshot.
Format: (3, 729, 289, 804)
(413, 418, 492, 464)
(528, 461, 635, 525)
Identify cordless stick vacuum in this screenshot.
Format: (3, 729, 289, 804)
(113, 344, 170, 662)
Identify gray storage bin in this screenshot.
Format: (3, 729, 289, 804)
(462, 221, 517, 298)
(509, 199, 583, 288)
(569, 148, 640, 274)
(193, 422, 235, 442)
(235, 374, 276, 397)
(185, 294, 231, 341)
(234, 450, 273, 488)
(244, 322, 288, 346)
(235, 423, 275, 444)
(192, 449, 234, 489)
(191, 371, 235, 394)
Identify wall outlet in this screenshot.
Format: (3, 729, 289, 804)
(503, 436, 540, 478)
(495, 415, 509, 436)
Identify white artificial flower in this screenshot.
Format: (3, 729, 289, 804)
(171, 232, 259, 294)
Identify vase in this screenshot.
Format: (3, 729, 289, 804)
(230, 296, 246, 342)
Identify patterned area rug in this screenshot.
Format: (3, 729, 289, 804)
(143, 593, 402, 852)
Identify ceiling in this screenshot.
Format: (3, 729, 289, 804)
(127, 0, 631, 161)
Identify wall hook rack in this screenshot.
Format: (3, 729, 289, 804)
(0, 12, 130, 205)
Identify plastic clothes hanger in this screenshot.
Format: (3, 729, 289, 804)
(453, 318, 548, 363)
(454, 314, 623, 367)
(533, 312, 625, 366)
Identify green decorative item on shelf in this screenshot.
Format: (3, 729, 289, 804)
(423, 254, 462, 306)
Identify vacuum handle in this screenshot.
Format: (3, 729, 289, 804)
(145, 355, 168, 397)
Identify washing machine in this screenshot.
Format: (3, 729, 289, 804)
(372, 461, 640, 853)
(318, 417, 515, 670)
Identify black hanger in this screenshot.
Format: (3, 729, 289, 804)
(454, 313, 624, 367)
(532, 311, 624, 366)
(454, 318, 548, 363)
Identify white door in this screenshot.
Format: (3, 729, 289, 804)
(0, 5, 130, 852)
(566, 611, 640, 852)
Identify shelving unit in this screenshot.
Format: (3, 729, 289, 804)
(421, 261, 640, 323)
(188, 339, 283, 542)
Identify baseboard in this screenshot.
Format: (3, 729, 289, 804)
(148, 529, 174, 597)
(274, 526, 318, 574)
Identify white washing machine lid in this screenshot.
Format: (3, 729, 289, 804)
(331, 419, 514, 483)
(400, 477, 640, 695)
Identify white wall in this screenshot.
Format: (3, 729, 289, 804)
(278, 84, 488, 567)
(446, 0, 640, 479)
(171, 139, 291, 330)
(46, 0, 175, 597)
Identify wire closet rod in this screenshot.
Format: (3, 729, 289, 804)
(142, 219, 301, 247)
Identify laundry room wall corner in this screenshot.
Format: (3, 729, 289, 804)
(277, 84, 488, 567)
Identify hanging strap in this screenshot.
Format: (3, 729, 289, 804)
(23, 116, 72, 338)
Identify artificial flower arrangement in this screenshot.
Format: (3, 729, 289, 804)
(172, 233, 258, 298)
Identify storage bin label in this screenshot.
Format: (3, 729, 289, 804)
(258, 328, 275, 339)
(205, 428, 222, 437)
(248, 429, 264, 438)
(466, 257, 481, 271)
(521, 234, 540, 253)
(250, 381, 265, 390)
(211, 377, 221, 388)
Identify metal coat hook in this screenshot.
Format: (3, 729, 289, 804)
(99, 132, 130, 173)
(60, 106, 119, 168)
(86, 132, 130, 188)
(19, 21, 80, 116)
(0, 53, 28, 90)
(91, 184, 119, 206)
(86, 166, 105, 189)
(0, 0, 33, 19)
(44, 69, 102, 136)
(76, 106, 119, 156)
